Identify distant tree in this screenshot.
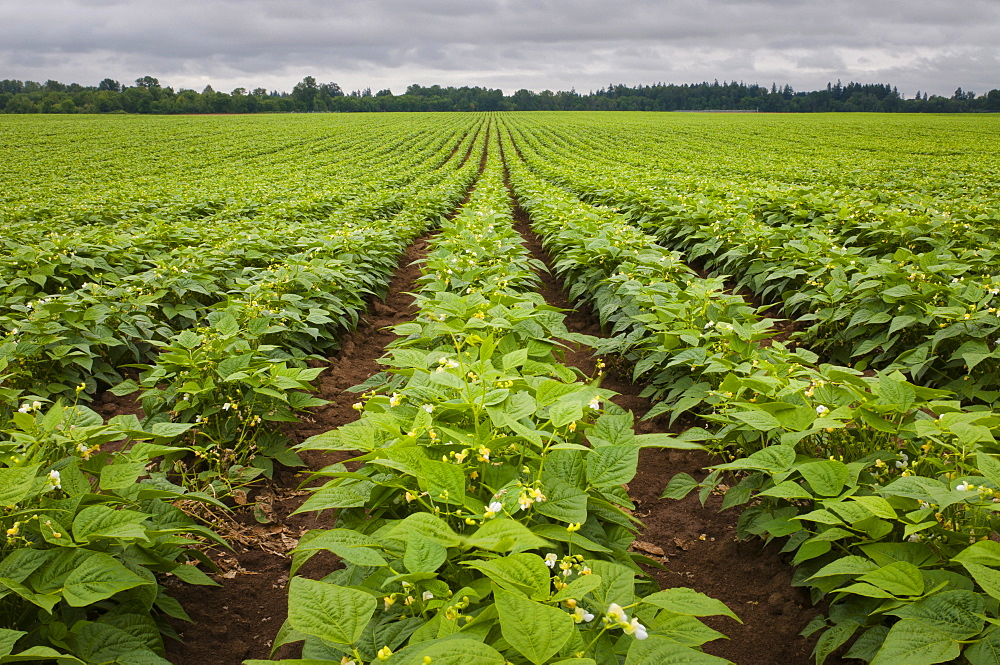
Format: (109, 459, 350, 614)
(986, 89, 1000, 111)
(375, 88, 392, 97)
(1, 79, 24, 94)
(134, 76, 160, 89)
(319, 82, 343, 97)
(292, 76, 319, 109)
(98, 78, 122, 92)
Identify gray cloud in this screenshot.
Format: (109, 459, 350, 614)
(1, 0, 997, 96)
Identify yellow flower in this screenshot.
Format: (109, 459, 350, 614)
(377, 646, 393, 661)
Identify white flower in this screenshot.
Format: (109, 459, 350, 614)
(484, 501, 503, 518)
(422, 404, 434, 413)
(572, 607, 595, 623)
(907, 534, 921, 542)
(957, 483, 970, 492)
(588, 396, 602, 410)
(48, 470, 61, 489)
(815, 405, 829, 416)
(17, 403, 30, 413)
(422, 591, 434, 600)
(222, 402, 232, 411)
(544, 553, 558, 568)
(389, 393, 402, 407)
(624, 617, 648, 640)
(606, 603, 627, 623)
(517, 495, 533, 511)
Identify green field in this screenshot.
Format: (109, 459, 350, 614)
(3, 112, 1000, 664)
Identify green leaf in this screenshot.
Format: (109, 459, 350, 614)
(495, 588, 574, 665)
(713, 445, 794, 473)
(0, 645, 85, 663)
(886, 590, 984, 639)
(99, 463, 146, 490)
(965, 626, 1000, 665)
(465, 518, 552, 553)
(62, 552, 151, 607)
(588, 560, 635, 608)
(287, 577, 376, 646)
(418, 459, 466, 505)
(535, 479, 588, 524)
(953, 539, 1000, 566)
(149, 422, 194, 439)
(293, 481, 372, 513)
(464, 553, 550, 599)
(213, 314, 239, 336)
(850, 495, 896, 519)
(586, 445, 639, 487)
(660, 473, 699, 500)
(977, 452, 1000, 487)
(730, 409, 781, 430)
(870, 619, 959, 665)
(797, 459, 848, 497)
(404, 537, 446, 574)
(843, 626, 890, 662)
(0, 629, 25, 658)
(387, 513, 462, 548)
(550, 397, 584, 428)
(109, 379, 140, 396)
(404, 638, 505, 665)
(807, 556, 880, 580)
(0, 466, 41, 506)
(625, 635, 731, 664)
(653, 613, 727, 647)
(72, 505, 150, 544)
(957, 562, 1000, 601)
(757, 480, 813, 500)
(857, 561, 924, 597)
(550, 573, 603, 603)
(292, 529, 387, 569)
(641, 588, 741, 622)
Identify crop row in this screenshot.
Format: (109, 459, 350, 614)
(505, 116, 1000, 405)
(0, 114, 477, 228)
(499, 117, 1000, 664)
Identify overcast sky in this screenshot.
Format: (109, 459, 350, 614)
(2, 0, 997, 98)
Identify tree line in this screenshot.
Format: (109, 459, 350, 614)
(2, 76, 998, 114)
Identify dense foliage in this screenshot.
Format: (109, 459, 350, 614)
(2, 76, 999, 114)
(4, 112, 1000, 664)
